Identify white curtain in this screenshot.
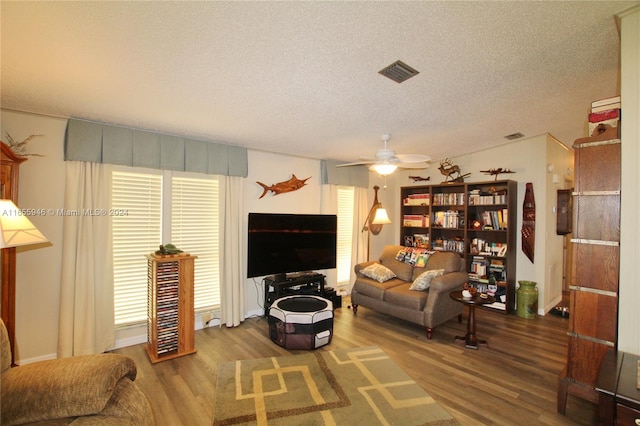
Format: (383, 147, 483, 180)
(58, 161, 114, 357)
(220, 176, 245, 327)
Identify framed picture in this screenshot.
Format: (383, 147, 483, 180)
(404, 235, 414, 247)
(556, 189, 573, 235)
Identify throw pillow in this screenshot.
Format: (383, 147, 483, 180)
(409, 269, 445, 291)
(360, 263, 397, 283)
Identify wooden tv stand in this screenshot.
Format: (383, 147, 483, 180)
(263, 272, 325, 316)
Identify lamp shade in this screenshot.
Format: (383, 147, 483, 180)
(371, 207, 391, 225)
(0, 200, 49, 248)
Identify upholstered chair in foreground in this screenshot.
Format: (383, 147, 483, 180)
(0, 320, 154, 425)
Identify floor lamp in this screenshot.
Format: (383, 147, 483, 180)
(361, 193, 391, 260)
(0, 199, 49, 362)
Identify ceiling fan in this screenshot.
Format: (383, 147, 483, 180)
(337, 134, 431, 175)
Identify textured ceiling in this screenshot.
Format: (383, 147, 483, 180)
(1, 1, 636, 165)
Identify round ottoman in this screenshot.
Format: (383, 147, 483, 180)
(268, 295, 333, 350)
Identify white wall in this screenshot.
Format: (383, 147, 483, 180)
(243, 150, 327, 317)
(0, 110, 67, 363)
(543, 137, 574, 311)
(618, 5, 640, 354)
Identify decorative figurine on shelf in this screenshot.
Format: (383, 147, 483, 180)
(256, 174, 311, 199)
(438, 159, 470, 183)
(408, 175, 430, 182)
(480, 168, 515, 181)
(155, 244, 183, 255)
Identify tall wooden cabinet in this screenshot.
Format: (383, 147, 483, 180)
(146, 253, 197, 363)
(400, 180, 517, 313)
(557, 125, 620, 413)
(1, 142, 27, 362)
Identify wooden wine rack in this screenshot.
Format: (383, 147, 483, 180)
(145, 253, 197, 363)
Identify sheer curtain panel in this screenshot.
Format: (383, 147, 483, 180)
(58, 161, 115, 357)
(220, 176, 245, 327)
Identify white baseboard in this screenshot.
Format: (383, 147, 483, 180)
(16, 352, 57, 365)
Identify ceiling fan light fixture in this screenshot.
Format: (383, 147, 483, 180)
(371, 163, 397, 175)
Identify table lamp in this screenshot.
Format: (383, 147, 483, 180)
(0, 199, 48, 364)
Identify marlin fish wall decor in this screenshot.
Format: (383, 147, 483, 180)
(257, 174, 311, 199)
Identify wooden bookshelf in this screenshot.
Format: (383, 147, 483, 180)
(400, 180, 517, 313)
(557, 126, 620, 413)
(146, 253, 197, 363)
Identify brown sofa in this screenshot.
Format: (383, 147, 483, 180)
(351, 245, 467, 339)
(1, 320, 154, 426)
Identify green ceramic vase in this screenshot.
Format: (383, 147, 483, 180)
(516, 280, 538, 319)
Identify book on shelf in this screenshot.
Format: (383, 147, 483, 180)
(487, 301, 506, 310)
(477, 209, 508, 230)
(403, 214, 428, 227)
(441, 238, 464, 253)
(588, 108, 620, 123)
(432, 192, 465, 206)
(470, 256, 489, 277)
(433, 210, 461, 228)
(591, 95, 620, 112)
(468, 191, 508, 205)
(470, 238, 507, 257)
(413, 233, 429, 248)
(403, 193, 430, 206)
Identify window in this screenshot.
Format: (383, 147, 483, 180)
(170, 175, 221, 310)
(112, 170, 162, 326)
(336, 186, 355, 284)
(112, 168, 221, 327)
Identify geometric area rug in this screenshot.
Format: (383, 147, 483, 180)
(213, 346, 459, 425)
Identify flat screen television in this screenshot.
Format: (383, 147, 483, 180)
(247, 213, 337, 279)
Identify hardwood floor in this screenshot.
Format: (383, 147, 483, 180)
(113, 297, 595, 425)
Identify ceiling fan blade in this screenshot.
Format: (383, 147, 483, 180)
(336, 160, 376, 167)
(398, 162, 430, 169)
(394, 154, 432, 163)
(338, 134, 431, 171)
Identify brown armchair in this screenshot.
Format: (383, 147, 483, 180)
(1, 320, 154, 425)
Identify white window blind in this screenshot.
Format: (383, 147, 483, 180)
(170, 176, 221, 310)
(336, 187, 355, 284)
(112, 170, 163, 326)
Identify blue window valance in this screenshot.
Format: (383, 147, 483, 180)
(64, 119, 248, 177)
(320, 159, 369, 188)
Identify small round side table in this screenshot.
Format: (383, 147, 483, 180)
(449, 290, 496, 350)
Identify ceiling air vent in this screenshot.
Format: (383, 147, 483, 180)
(379, 60, 420, 83)
(504, 132, 525, 140)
